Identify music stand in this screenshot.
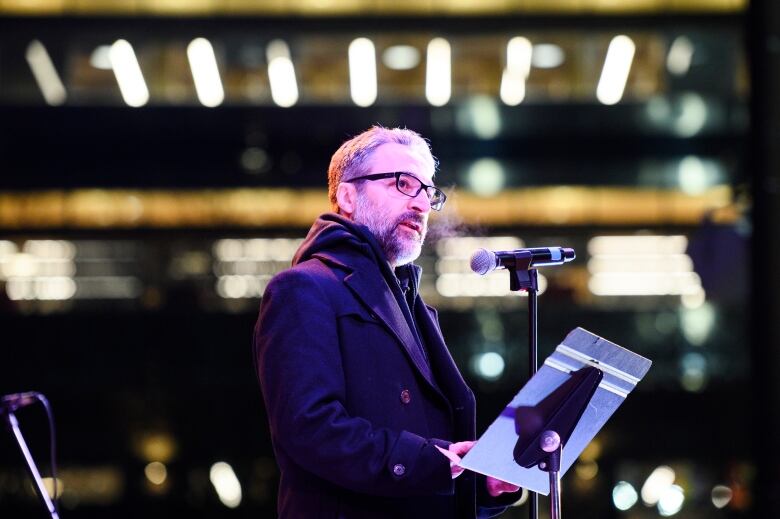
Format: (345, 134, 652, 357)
(460, 327, 652, 519)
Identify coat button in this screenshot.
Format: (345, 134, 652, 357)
(393, 463, 406, 477)
(400, 389, 411, 404)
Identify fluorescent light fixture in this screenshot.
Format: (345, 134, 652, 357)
(587, 235, 704, 297)
(25, 40, 67, 106)
(612, 481, 639, 511)
(657, 484, 685, 516)
(6, 277, 76, 301)
(69, 276, 141, 299)
(436, 236, 522, 258)
(90, 45, 113, 70)
(589, 272, 702, 296)
(678, 155, 714, 195)
(467, 158, 505, 196)
(507, 37, 533, 77)
(23, 239, 76, 259)
(213, 238, 302, 262)
(500, 37, 532, 106)
(711, 485, 733, 509)
(680, 302, 716, 345)
(209, 462, 242, 508)
(0, 241, 18, 259)
(500, 69, 526, 106)
(187, 38, 224, 107)
(667, 36, 694, 76)
(531, 43, 564, 69)
(473, 352, 505, 380)
(588, 235, 688, 256)
(680, 286, 706, 309)
(109, 39, 149, 107)
(641, 466, 676, 506)
(348, 38, 377, 107)
(596, 35, 636, 105)
(587, 254, 693, 274)
(673, 93, 708, 137)
(680, 351, 708, 392)
(266, 40, 298, 107)
(382, 45, 420, 70)
(425, 38, 451, 106)
(435, 272, 547, 297)
(459, 96, 501, 139)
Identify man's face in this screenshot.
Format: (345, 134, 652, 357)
(351, 142, 434, 267)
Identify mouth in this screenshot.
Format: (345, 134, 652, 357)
(399, 220, 422, 234)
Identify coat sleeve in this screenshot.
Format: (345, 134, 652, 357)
(253, 267, 454, 497)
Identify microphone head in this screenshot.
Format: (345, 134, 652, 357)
(470, 248, 497, 275)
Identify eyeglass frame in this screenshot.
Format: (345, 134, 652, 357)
(344, 171, 447, 211)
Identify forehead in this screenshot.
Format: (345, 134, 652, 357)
(366, 142, 434, 184)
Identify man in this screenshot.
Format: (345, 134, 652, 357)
(253, 126, 520, 518)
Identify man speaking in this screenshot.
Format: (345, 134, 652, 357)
(253, 126, 520, 518)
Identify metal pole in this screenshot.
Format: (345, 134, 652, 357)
(549, 470, 561, 519)
(528, 274, 539, 519)
(3, 412, 60, 519)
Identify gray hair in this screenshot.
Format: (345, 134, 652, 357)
(327, 125, 437, 211)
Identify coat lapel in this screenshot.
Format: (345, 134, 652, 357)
(341, 264, 439, 392)
(415, 302, 475, 427)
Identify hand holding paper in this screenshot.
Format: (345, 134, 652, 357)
(435, 441, 475, 479)
(486, 476, 521, 497)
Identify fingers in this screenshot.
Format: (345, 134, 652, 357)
(435, 444, 466, 479)
(486, 476, 521, 497)
(435, 444, 460, 464)
(448, 440, 476, 456)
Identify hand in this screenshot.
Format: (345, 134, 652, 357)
(486, 476, 521, 497)
(435, 441, 475, 479)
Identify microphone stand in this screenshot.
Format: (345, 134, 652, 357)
(502, 250, 540, 519)
(1, 408, 60, 519)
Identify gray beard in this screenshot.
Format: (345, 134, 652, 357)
(353, 195, 426, 266)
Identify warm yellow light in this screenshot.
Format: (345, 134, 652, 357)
(144, 462, 167, 485)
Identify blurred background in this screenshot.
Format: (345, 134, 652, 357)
(0, 0, 777, 517)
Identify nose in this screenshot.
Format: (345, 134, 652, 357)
(408, 188, 432, 213)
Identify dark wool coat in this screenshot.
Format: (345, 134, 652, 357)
(253, 214, 514, 518)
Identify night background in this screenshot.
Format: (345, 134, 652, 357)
(1, 0, 778, 517)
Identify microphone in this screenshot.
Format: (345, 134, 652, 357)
(0, 392, 41, 413)
(470, 247, 575, 275)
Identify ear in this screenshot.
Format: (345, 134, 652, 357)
(336, 182, 358, 217)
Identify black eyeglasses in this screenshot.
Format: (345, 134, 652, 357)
(346, 172, 447, 211)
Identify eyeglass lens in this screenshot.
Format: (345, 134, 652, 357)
(397, 173, 445, 210)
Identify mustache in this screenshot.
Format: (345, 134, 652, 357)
(395, 211, 427, 229)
